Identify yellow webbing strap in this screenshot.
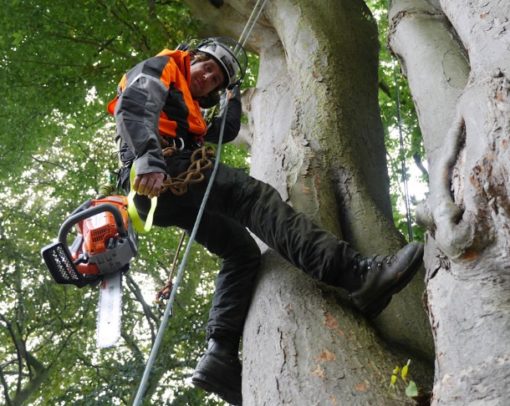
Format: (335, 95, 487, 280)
(127, 166, 158, 233)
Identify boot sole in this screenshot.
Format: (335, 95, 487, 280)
(192, 371, 242, 405)
(357, 244, 424, 318)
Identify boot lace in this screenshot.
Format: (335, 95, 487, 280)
(358, 255, 396, 281)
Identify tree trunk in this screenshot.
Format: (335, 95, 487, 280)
(389, 0, 510, 404)
(185, 0, 435, 403)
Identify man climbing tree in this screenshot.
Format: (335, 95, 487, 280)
(108, 36, 424, 405)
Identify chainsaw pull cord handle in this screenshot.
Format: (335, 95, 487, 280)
(57, 203, 128, 245)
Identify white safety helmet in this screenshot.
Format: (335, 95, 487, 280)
(196, 37, 247, 88)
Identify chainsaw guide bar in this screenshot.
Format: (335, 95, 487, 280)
(97, 272, 123, 348)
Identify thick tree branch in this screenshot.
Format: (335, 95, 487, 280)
(48, 33, 131, 59)
(96, 0, 151, 53)
(0, 367, 12, 406)
(39, 11, 133, 59)
(413, 152, 429, 181)
(379, 79, 392, 97)
(125, 273, 158, 340)
(75, 354, 111, 384)
(12, 323, 82, 405)
(120, 330, 146, 367)
(0, 314, 23, 396)
(416, 112, 475, 258)
(74, 112, 110, 131)
(30, 156, 68, 171)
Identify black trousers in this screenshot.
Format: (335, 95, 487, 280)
(131, 151, 359, 342)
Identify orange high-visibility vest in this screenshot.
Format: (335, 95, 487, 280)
(107, 49, 207, 144)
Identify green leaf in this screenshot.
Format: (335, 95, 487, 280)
(11, 31, 25, 46)
(405, 380, 418, 398)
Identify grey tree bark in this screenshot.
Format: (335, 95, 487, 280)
(185, 0, 435, 404)
(389, 0, 510, 404)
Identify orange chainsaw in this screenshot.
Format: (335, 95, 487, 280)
(41, 195, 137, 347)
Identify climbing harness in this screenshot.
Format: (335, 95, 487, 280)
(133, 2, 270, 404)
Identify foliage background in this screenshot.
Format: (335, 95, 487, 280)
(0, 0, 425, 404)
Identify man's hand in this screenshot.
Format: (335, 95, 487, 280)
(133, 172, 166, 198)
(227, 84, 240, 101)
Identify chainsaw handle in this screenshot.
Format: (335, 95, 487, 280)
(58, 203, 128, 245)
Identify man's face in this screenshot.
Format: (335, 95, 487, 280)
(189, 58, 225, 98)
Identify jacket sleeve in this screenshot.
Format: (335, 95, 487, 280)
(205, 86, 242, 144)
(114, 56, 171, 176)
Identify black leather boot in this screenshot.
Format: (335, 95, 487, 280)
(350, 242, 424, 318)
(191, 338, 242, 405)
